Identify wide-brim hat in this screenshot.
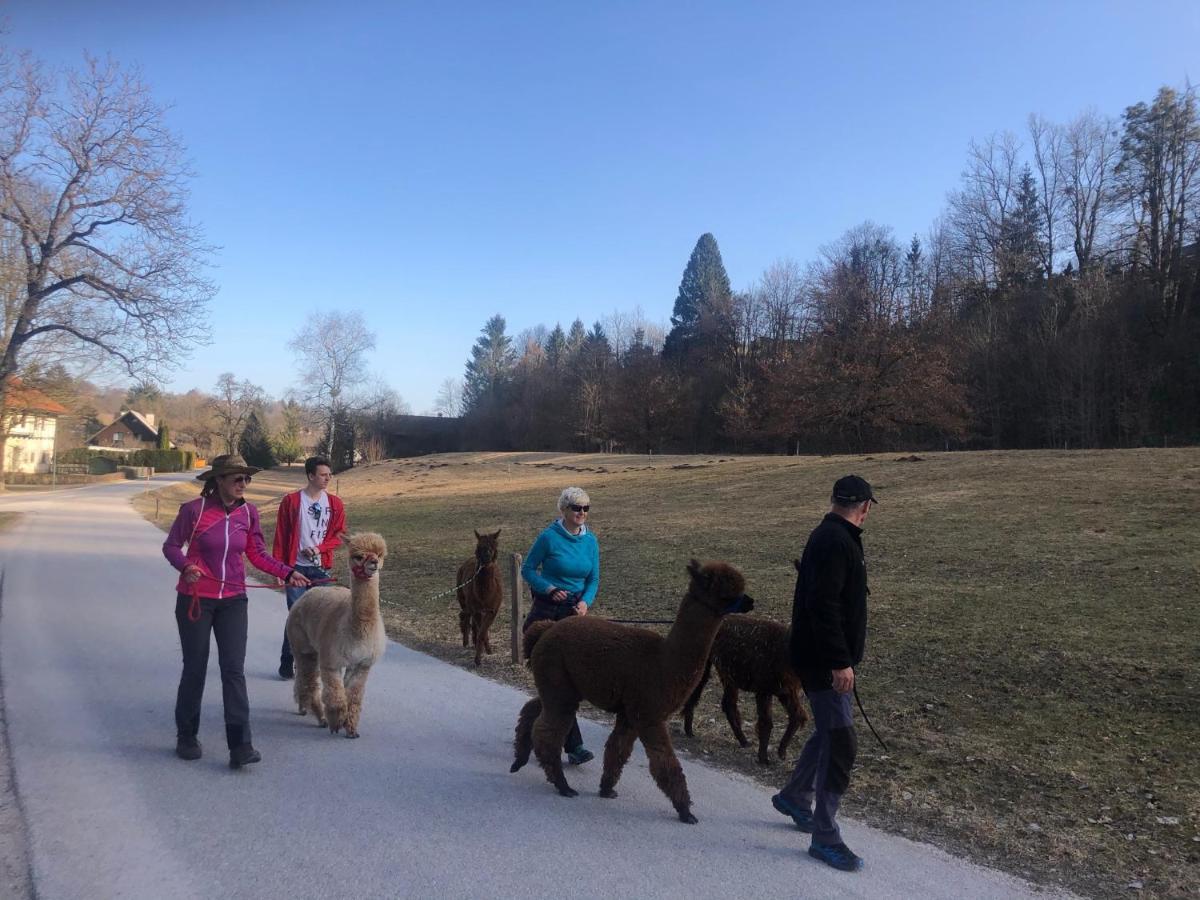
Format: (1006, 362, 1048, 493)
(195, 453, 261, 481)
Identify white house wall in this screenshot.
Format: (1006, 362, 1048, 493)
(4, 415, 58, 474)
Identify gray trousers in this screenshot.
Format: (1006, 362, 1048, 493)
(174, 594, 251, 750)
(779, 687, 857, 845)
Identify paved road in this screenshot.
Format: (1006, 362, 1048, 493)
(0, 479, 1069, 899)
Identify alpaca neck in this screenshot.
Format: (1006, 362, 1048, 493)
(662, 594, 723, 704)
(350, 578, 381, 633)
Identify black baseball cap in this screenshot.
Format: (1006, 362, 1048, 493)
(831, 474, 877, 505)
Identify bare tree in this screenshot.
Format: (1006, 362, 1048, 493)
(1062, 110, 1121, 272)
(1028, 114, 1068, 276)
(949, 132, 1023, 286)
(287, 310, 375, 456)
(0, 51, 213, 486)
(433, 377, 463, 417)
(210, 373, 265, 455)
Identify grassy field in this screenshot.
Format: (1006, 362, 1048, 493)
(136, 449, 1200, 898)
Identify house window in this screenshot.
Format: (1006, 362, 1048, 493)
(35, 416, 45, 431)
(111, 431, 124, 445)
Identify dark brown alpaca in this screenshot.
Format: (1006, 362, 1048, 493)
(456, 529, 502, 667)
(681, 615, 809, 764)
(511, 560, 754, 823)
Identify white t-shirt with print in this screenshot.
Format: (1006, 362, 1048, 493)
(297, 490, 331, 565)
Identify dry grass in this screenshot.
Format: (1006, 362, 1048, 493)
(0, 513, 20, 533)
(136, 449, 1200, 899)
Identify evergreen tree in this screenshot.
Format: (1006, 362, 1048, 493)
(273, 399, 304, 465)
(462, 315, 516, 412)
(155, 421, 171, 450)
(663, 232, 734, 358)
(566, 318, 588, 356)
(238, 410, 276, 469)
(998, 167, 1046, 286)
(544, 323, 568, 370)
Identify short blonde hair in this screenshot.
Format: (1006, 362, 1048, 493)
(557, 486, 590, 513)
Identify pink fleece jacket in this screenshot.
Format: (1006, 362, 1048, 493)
(163, 496, 293, 599)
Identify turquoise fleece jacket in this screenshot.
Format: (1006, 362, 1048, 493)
(521, 520, 600, 606)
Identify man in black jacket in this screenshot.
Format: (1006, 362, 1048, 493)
(772, 474, 876, 872)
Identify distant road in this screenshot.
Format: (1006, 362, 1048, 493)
(0, 477, 1069, 899)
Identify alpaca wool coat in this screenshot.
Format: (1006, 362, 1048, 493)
(164, 496, 293, 598)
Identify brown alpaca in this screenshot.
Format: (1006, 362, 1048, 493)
(456, 529, 502, 667)
(286, 532, 388, 738)
(680, 615, 809, 764)
(511, 560, 754, 823)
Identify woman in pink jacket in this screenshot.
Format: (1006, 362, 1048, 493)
(163, 454, 309, 769)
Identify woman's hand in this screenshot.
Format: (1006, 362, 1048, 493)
(182, 565, 203, 584)
(574, 600, 588, 616)
(550, 588, 569, 603)
(286, 569, 312, 588)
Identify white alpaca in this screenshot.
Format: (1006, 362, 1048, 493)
(285, 532, 388, 738)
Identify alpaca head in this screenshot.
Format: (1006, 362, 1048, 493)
(685, 559, 754, 615)
(472, 529, 501, 567)
(347, 532, 388, 581)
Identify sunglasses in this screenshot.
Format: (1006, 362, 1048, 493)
(569, 504, 590, 513)
(226, 475, 252, 485)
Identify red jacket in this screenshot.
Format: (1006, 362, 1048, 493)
(272, 490, 347, 570)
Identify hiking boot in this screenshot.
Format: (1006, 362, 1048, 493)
(771, 793, 814, 832)
(175, 734, 201, 761)
(566, 746, 594, 765)
(229, 743, 262, 769)
(808, 841, 863, 872)
(278, 659, 294, 680)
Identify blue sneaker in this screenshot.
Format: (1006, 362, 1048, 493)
(808, 841, 863, 872)
(566, 746, 594, 765)
(771, 793, 814, 832)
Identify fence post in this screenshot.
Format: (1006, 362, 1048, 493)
(509, 552, 524, 665)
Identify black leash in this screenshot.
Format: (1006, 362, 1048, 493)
(854, 685, 889, 753)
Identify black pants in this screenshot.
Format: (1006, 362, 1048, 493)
(523, 597, 584, 752)
(174, 594, 251, 750)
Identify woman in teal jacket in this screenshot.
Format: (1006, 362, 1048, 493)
(521, 486, 600, 764)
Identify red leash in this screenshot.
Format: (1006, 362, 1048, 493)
(186, 577, 340, 623)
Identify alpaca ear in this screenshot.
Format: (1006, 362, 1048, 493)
(492, 529, 501, 539)
(793, 558, 802, 574)
(686, 558, 702, 581)
(474, 529, 481, 540)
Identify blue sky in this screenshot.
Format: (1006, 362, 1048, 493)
(6, 1, 1198, 411)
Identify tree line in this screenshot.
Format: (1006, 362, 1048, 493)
(459, 85, 1200, 453)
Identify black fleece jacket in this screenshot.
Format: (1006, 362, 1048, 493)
(789, 512, 869, 680)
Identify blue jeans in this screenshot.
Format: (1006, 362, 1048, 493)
(779, 687, 857, 845)
(280, 563, 329, 665)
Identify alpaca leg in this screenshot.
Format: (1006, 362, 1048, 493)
(533, 704, 578, 797)
(720, 682, 750, 748)
(480, 607, 497, 655)
(754, 691, 775, 765)
(682, 658, 713, 738)
(598, 714, 637, 798)
(294, 654, 324, 725)
(457, 593, 471, 648)
(321, 667, 347, 734)
(342, 665, 370, 739)
(639, 721, 696, 823)
(511, 698, 542, 772)
(776, 689, 807, 760)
